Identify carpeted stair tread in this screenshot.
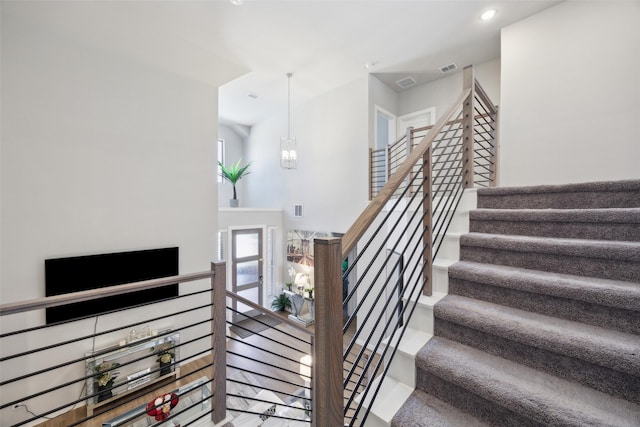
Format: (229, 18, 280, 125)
(471, 207, 640, 223)
(477, 179, 640, 209)
(417, 337, 640, 426)
(461, 233, 640, 261)
(434, 294, 640, 376)
(469, 208, 640, 240)
(460, 232, 640, 282)
(391, 389, 490, 427)
(477, 180, 640, 196)
(448, 261, 640, 312)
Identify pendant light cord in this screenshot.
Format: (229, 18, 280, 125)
(287, 73, 292, 139)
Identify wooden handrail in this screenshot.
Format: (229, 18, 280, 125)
(0, 270, 215, 317)
(409, 112, 493, 136)
(342, 88, 471, 258)
(474, 78, 497, 116)
(226, 289, 314, 336)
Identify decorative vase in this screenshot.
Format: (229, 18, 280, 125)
(97, 386, 112, 403)
(229, 199, 239, 207)
(160, 360, 172, 376)
(307, 290, 313, 299)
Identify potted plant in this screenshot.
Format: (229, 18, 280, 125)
(152, 342, 175, 376)
(94, 361, 120, 403)
(218, 159, 252, 207)
(271, 293, 292, 312)
(306, 287, 314, 299)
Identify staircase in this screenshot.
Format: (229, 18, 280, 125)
(392, 180, 640, 426)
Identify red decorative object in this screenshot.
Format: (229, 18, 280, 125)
(146, 392, 179, 421)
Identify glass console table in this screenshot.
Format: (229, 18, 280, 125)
(283, 290, 314, 326)
(86, 331, 180, 416)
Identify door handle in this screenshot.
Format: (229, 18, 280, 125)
(259, 275, 264, 285)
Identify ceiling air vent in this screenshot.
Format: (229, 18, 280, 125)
(294, 204, 304, 218)
(440, 63, 458, 73)
(395, 76, 416, 89)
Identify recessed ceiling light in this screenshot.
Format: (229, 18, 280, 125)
(480, 9, 497, 21)
(230, 0, 243, 6)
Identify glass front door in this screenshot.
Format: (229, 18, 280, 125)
(231, 228, 263, 322)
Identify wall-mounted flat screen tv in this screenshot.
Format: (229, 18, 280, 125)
(45, 247, 179, 325)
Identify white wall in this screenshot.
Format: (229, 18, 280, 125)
(0, 5, 242, 424)
(398, 58, 501, 120)
(0, 6, 223, 311)
(244, 77, 370, 235)
(500, 1, 640, 186)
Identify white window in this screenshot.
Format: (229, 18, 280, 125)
(217, 138, 225, 183)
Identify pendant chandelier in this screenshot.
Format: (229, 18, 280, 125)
(280, 73, 297, 169)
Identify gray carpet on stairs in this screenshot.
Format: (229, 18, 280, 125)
(476, 179, 640, 209)
(470, 208, 640, 241)
(392, 180, 640, 427)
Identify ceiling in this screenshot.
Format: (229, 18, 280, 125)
(215, 0, 563, 126)
(4, 0, 562, 127)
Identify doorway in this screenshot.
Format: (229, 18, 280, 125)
(231, 228, 264, 322)
(375, 106, 396, 150)
(397, 107, 436, 139)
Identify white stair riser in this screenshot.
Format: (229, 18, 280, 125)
(407, 302, 434, 334)
(432, 264, 450, 294)
(433, 210, 470, 234)
(433, 190, 477, 212)
(362, 409, 390, 427)
(433, 234, 460, 260)
(385, 350, 416, 387)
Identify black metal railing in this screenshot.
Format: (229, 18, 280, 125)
(224, 290, 313, 425)
(342, 65, 498, 425)
(0, 270, 219, 427)
(341, 102, 467, 426)
(0, 267, 316, 427)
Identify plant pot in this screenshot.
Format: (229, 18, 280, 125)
(160, 360, 172, 376)
(229, 199, 239, 208)
(97, 386, 112, 403)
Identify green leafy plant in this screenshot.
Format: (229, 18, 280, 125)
(218, 159, 252, 200)
(271, 293, 292, 311)
(94, 361, 120, 388)
(151, 342, 175, 364)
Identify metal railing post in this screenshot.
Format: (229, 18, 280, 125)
(462, 65, 474, 188)
(423, 146, 433, 296)
(490, 105, 499, 186)
(211, 261, 227, 424)
(312, 237, 343, 427)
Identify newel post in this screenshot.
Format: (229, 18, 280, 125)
(211, 261, 227, 424)
(313, 237, 344, 427)
(462, 65, 475, 188)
